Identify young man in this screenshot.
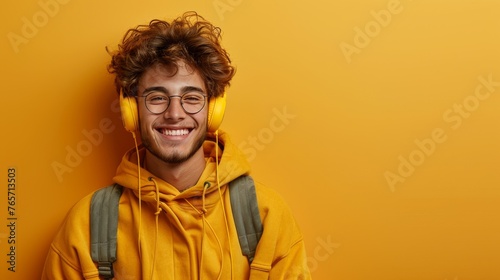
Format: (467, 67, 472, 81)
(42, 12, 311, 279)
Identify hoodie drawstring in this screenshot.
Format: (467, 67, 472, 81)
(147, 177, 162, 280)
(129, 131, 143, 256)
(215, 131, 234, 279)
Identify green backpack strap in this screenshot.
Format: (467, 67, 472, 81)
(229, 175, 263, 263)
(90, 184, 123, 280)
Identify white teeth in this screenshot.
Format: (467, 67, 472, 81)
(162, 129, 189, 136)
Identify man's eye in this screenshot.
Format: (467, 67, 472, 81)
(183, 94, 204, 103)
(148, 95, 168, 103)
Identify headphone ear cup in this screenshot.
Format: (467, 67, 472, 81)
(119, 92, 139, 133)
(207, 93, 226, 133)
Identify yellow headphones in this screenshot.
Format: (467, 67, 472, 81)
(119, 91, 226, 133)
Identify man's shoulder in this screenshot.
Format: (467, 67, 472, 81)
(249, 179, 292, 215)
(64, 185, 121, 222)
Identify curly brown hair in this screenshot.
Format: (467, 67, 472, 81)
(107, 11, 235, 98)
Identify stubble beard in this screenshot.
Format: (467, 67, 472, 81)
(142, 130, 207, 164)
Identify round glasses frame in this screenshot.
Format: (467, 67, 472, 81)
(137, 91, 207, 115)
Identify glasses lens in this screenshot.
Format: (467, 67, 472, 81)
(181, 92, 205, 114)
(145, 93, 169, 114)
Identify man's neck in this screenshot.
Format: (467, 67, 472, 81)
(144, 149, 206, 191)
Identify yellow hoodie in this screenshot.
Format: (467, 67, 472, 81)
(42, 131, 311, 279)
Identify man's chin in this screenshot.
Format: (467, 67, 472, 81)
(141, 129, 206, 165)
(144, 145, 190, 164)
(158, 152, 190, 164)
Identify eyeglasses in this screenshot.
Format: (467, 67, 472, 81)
(138, 91, 207, 114)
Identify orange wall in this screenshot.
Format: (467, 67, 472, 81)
(1, 0, 499, 279)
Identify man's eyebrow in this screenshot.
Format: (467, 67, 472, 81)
(142, 86, 168, 95)
(181, 86, 206, 94)
(141, 86, 206, 95)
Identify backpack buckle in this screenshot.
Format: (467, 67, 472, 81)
(97, 261, 114, 278)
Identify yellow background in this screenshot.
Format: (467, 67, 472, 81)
(1, 0, 499, 279)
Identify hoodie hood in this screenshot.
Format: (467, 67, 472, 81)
(112, 130, 251, 203)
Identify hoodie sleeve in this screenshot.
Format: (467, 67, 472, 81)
(41, 194, 101, 280)
(41, 247, 89, 280)
(250, 183, 312, 279)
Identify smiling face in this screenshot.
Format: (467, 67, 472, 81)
(137, 62, 208, 165)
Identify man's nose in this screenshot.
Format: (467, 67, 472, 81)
(163, 96, 185, 118)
